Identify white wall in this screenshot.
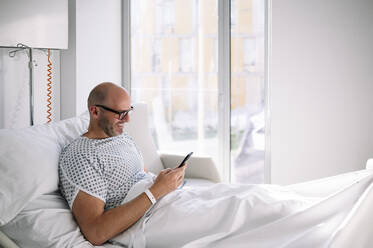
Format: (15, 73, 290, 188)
(270, 0, 373, 184)
(61, 0, 122, 119)
(60, 0, 76, 119)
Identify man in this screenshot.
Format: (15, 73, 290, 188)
(58, 82, 186, 245)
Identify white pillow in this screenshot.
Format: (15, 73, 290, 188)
(0, 113, 89, 225)
(0, 193, 95, 248)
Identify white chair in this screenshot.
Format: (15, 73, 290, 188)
(124, 103, 221, 185)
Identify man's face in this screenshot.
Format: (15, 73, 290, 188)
(96, 101, 131, 137)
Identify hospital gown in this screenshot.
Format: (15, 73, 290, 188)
(58, 133, 147, 210)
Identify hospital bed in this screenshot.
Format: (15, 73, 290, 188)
(0, 103, 373, 247)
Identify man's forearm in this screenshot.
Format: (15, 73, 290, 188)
(73, 169, 180, 245)
(83, 192, 154, 245)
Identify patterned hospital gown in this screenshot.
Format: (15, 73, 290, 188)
(58, 133, 147, 210)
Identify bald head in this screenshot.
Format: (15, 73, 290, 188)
(88, 82, 129, 109)
(85, 82, 131, 138)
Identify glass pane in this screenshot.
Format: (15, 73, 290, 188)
(130, 0, 222, 174)
(230, 0, 266, 184)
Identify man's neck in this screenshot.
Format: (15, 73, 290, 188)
(83, 128, 109, 140)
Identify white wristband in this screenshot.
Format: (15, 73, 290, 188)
(144, 189, 157, 205)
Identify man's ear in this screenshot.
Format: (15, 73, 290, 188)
(90, 106, 99, 119)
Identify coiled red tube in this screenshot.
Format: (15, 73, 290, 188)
(46, 49, 52, 123)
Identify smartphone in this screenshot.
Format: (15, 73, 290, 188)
(177, 152, 193, 168)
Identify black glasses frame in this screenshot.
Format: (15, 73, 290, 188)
(95, 105, 133, 120)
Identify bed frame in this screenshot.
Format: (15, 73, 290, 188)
(0, 230, 18, 248)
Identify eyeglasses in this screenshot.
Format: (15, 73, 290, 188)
(95, 105, 133, 120)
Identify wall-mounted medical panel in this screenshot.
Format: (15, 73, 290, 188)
(0, 0, 68, 49)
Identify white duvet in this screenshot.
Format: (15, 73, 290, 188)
(111, 169, 373, 248)
(2, 169, 373, 248)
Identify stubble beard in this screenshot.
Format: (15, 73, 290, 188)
(98, 115, 116, 137)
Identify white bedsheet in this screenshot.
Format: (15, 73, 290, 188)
(2, 169, 373, 248)
(111, 169, 373, 248)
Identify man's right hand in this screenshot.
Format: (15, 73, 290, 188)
(149, 166, 186, 200)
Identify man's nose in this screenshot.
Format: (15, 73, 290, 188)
(123, 113, 130, 122)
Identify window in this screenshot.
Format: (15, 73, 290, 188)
(126, 0, 267, 183)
